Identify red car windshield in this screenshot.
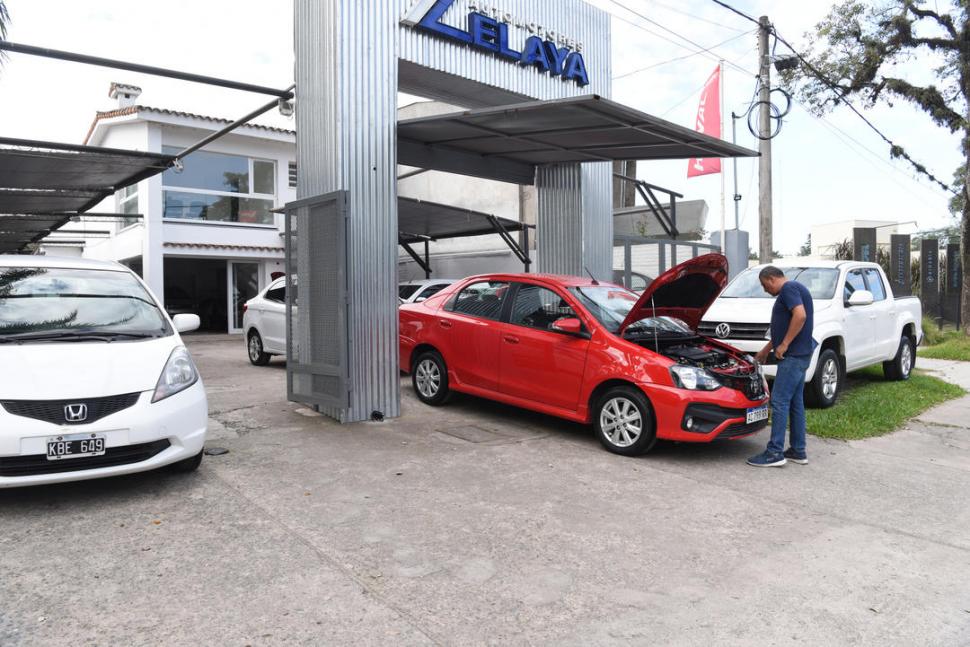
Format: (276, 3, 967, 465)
(571, 286, 693, 337)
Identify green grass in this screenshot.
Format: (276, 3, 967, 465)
(806, 366, 964, 440)
(919, 329, 970, 362)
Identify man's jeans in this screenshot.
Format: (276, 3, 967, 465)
(767, 354, 812, 455)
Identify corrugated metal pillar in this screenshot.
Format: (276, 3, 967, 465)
(536, 162, 612, 279)
(295, 0, 400, 422)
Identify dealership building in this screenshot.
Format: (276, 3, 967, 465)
(11, 0, 754, 423)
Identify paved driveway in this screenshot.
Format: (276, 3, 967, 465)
(2, 336, 969, 646)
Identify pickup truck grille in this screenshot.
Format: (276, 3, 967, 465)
(698, 321, 770, 340)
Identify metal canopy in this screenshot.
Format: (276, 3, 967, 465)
(397, 94, 759, 184)
(398, 196, 526, 243)
(397, 196, 531, 277)
(0, 138, 171, 252)
(0, 214, 74, 254)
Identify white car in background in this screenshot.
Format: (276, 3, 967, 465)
(399, 279, 457, 304)
(243, 276, 289, 365)
(243, 277, 455, 365)
(0, 256, 207, 487)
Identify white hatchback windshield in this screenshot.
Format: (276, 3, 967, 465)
(721, 267, 840, 299)
(0, 267, 171, 342)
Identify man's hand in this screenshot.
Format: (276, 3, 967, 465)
(755, 347, 770, 364)
(774, 342, 789, 360)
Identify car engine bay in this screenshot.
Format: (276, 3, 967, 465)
(627, 334, 766, 398)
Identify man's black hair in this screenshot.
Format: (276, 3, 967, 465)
(759, 266, 785, 281)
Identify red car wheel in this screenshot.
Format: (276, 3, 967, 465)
(594, 386, 657, 456)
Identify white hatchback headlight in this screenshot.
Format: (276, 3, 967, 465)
(152, 346, 200, 403)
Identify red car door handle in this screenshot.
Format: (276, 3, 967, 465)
(439, 320, 452, 329)
(503, 335, 519, 344)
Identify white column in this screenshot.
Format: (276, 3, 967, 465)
(141, 124, 165, 304)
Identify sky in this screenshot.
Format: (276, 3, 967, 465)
(0, 0, 959, 255)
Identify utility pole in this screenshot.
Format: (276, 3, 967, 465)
(758, 15, 773, 263)
(731, 112, 740, 230)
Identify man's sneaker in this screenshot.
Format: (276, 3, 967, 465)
(746, 451, 787, 467)
(784, 448, 808, 465)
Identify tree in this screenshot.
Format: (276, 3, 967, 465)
(799, 234, 812, 256)
(0, 2, 9, 64)
(782, 1, 970, 333)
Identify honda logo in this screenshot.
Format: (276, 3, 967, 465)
(714, 323, 731, 338)
(64, 403, 88, 422)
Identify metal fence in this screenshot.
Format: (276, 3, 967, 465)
(612, 234, 719, 289)
(284, 191, 349, 410)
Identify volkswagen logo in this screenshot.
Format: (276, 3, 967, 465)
(714, 323, 731, 338)
(64, 403, 88, 422)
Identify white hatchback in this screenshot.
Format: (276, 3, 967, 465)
(0, 256, 208, 488)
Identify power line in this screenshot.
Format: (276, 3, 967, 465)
(706, 0, 955, 194)
(604, 0, 754, 77)
(644, 0, 749, 34)
(612, 29, 754, 80)
(792, 102, 949, 202)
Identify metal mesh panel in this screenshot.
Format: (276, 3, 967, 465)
(285, 191, 348, 409)
(612, 235, 719, 290)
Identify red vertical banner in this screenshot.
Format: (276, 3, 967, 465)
(687, 65, 722, 178)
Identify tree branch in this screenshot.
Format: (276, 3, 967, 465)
(875, 77, 965, 132)
(905, 2, 958, 38)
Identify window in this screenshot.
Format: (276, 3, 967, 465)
(117, 183, 139, 228)
(265, 283, 286, 303)
(0, 267, 170, 338)
(510, 284, 577, 331)
(863, 268, 887, 301)
(399, 284, 422, 300)
(844, 269, 867, 302)
(161, 146, 276, 225)
(415, 283, 450, 301)
(448, 280, 510, 320)
(722, 267, 839, 300)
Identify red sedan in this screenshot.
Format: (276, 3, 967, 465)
(398, 254, 769, 456)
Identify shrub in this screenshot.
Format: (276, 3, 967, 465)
(922, 316, 945, 345)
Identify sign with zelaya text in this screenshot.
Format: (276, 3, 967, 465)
(402, 0, 590, 86)
(890, 234, 911, 297)
(921, 238, 940, 316)
(853, 227, 876, 263)
(687, 65, 721, 178)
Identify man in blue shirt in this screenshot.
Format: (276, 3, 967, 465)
(748, 266, 816, 467)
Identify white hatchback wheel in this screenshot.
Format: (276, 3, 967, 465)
(599, 397, 643, 448)
(248, 335, 262, 362)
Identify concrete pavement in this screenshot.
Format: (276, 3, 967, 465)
(1, 336, 969, 646)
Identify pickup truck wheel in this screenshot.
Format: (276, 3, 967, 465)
(247, 330, 271, 366)
(806, 349, 841, 409)
(594, 386, 657, 456)
(883, 335, 915, 381)
(412, 350, 451, 406)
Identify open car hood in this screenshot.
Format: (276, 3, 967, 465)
(618, 253, 729, 335)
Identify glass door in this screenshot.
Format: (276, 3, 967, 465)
(229, 261, 260, 333)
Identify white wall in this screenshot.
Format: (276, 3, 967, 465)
(812, 219, 898, 258)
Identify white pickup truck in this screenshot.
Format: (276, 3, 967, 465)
(699, 261, 923, 407)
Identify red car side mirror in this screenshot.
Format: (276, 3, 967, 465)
(552, 317, 588, 338)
